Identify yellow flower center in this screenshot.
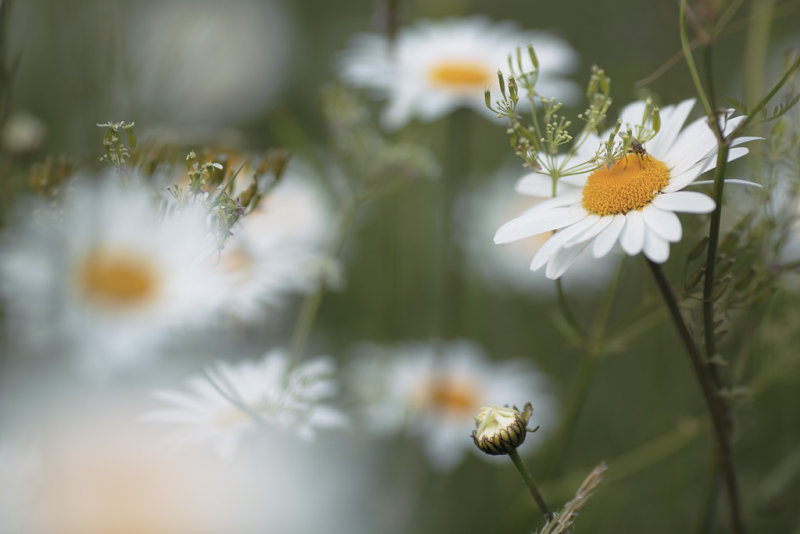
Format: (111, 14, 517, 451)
(76, 247, 160, 310)
(428, 60, 492, 89)
(582, 154, 671, 215)
(416, 375, 482, 417)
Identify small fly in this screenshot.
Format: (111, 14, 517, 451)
(628, 138, 647, 160)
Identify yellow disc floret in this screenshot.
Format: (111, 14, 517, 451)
(582, 154, 671, 216)
(77, 247, 160, 310)
(428, 60, 492, 89)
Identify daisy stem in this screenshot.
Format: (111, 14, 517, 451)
(679, 0, 715, 128)
(701, 144, 730, 382)
(508, 448, 553, 523)
(646, 259, 744, 534)
(287, 197, 358, 370)
(555, 279, 584, 339)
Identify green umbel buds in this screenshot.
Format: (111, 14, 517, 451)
(471, 402, 535, 456)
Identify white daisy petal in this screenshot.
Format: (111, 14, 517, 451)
(592, 214, 626, 258)
(563, 214, 613, 247)
(642, 205, 682, 243)
(620, 211, 646, 255)
(530, 215, 599, 271)
(643, 230, 670, 263)
(545, 241, 592, 280)
(691, 178, 762, 188)
(653, 191, 716, 213)
(494, 205, 586, 244)
(648, 99, 695, 157)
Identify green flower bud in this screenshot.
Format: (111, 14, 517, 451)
(471, 403, 535, 456)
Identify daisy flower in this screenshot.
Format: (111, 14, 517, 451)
(346, 340, 556, 470)
(217, 166, 338, 322)
(0, 175, 226, 377)
(494, 99, 756, 279)
(339, 16, 578, 129)
(456, 166, 619, 294)
(141, 349, 347, 460)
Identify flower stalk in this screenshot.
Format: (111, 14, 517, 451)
(509, 448, 553, 523)
(646, 259, 744, 534)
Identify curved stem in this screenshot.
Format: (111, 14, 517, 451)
(680, 0, 715, 122)
(508, 448, 553, 523)
(646, 260, 744, 534)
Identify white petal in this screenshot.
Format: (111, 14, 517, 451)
(690, 178, 762, 188)
(642, 205, 682, 242)
(494, 205, 586, 244)
(591, 214, 625, 258)
(620, 211, 646, 255)
(563, 214, 613, 247)
(530, 215, 600, 270)
(648, 99, 695, 157)
(652, 191, 715, 213)
(643, 230, 670, 263)
(545, 241, 591, 280)
(515, 172, 554, 197)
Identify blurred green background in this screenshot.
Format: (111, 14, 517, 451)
(2, 0, 800, 533)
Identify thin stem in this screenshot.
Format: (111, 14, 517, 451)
(731, 54, 800, 138)
(508, 448, 553, 523)
(696, 451, 724, 534)
(555, 279, 585, 340)
(680, 0, 715, 123)
(702, 144, 730, 385)
(646, 260, 744, 534)
(287, 198, 358, 370)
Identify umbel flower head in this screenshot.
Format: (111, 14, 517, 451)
(339, 16, 578, 129)
(494, 99, 757, 279)
(472, 403, 536, 456)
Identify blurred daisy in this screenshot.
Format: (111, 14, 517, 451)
(339, 16, 578, 129)
(456, 167, 619, 294)
(218, 165, 339, 322)
(141, 349, 347, 460)
(346, 340, 556, 470)
(495, 99, 756, 279)
(0, 176, 225, 377)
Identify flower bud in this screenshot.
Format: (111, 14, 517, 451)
(471, 402, 535, 456)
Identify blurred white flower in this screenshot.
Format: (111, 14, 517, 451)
(0, 176, 226, 378)
(142, 349, 347, 460)
(124, 0, 293, 126)
(218, 164, 339, 322)
(456, 167, 619, 294)
(339, 16, 578, 129)
(347, 340, 556, 470)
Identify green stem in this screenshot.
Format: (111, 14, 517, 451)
(508, 448, 553, 523)
(287, 198, 358, 370)
(555, 279, 585, 340)
(702, 144, 730, 385)
(696, 451, 724, 534)
(680, 0, 715, 123)
(646, 260, 744, 534)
